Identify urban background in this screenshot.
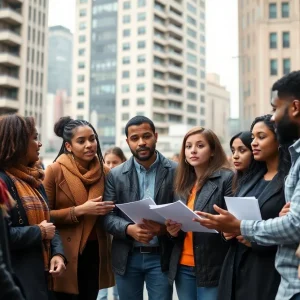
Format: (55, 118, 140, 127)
(0, 0, 299, 163)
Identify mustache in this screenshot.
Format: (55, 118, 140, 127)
(137, 147, 150, 152)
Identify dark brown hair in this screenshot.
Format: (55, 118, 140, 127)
(0, 114, 36, 168)
(104, 147, 127, 163)
(175, 127, 231, 198)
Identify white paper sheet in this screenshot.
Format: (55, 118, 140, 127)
(116, 198, 165, 224)
(224, 197, 262, 220)
(149, 200, 217, 233)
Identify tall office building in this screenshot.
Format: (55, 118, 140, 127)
(116, 0, 206, 149)
(0, 0, 48, 132)
(48, 25, 73, 96)
(73, 0, 117, 148)
(238, 0, 300, 129)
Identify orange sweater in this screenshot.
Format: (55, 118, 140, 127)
(179, 185, 197, 266)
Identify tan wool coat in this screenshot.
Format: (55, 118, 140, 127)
(43, 162, 114, 295)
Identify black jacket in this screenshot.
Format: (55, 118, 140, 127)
(217, 169, 285, 300)
(102, 153, 177, 275)
(0, 171, 65, 300)
(0, 207, 25, 300)
(168, 169, 233, 287)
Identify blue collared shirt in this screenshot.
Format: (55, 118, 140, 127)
(133, 152, 160, 247)
(241, 138, 300, 300)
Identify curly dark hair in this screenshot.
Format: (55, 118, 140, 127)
(0, 114, 36, 168)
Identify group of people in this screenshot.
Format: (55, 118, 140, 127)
(0, 70, 300, 300)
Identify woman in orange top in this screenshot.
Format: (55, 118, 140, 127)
(166, 127, 233, 300)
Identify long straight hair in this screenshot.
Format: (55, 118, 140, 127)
(175, 127, 231, 199)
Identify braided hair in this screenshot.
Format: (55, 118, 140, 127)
(53, 116, 104, 174)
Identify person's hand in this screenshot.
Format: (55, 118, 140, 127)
(193, 205, 241, 235)
(142, 219, 166, 236)
(126, 224, 154, 244)
(165, 219, 182, 237)
(49, 255, 66, 277)
(279, 202, 290, 217)
(75, 197, 115, 216)
(236, 235, 251, 247)
(39, 220, 56, 240)
(223, 232, 237, 241)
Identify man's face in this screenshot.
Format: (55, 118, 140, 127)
(126, 123, 157, 161)
(271, 94, 299, 144)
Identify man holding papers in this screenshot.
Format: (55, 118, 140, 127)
(196, 71, 300, 300)
(102, 116, 177, 300)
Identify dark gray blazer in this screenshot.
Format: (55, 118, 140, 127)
(102, 152, 177, 275)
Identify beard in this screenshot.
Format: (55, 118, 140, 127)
(276, 107, 299, 145)
(130, 145, 156, 161)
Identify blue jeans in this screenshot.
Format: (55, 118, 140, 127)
(175, 265, 218, 300)
(291, 294, 300, 300)
(97, 286, 118, 300)
(115, 253, 172, 300)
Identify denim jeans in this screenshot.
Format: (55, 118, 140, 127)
(115, 252, 172, 300)
(291, 293, 300, 300)
(175, 265, 218, 300)
(97, 286, 118, 300)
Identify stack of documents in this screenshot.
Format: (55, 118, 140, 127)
(116, 198, 217, 233)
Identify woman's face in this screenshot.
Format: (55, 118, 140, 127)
(185, 133, 213, 169)
(231, 138, 252, 172)
(105, 153, 123, 170)
(25, 128, 42, 166)
(251, 122, 279, 162)
(65, 126, 97, 166)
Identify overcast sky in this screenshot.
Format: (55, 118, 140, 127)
(48, 0, 239, 118)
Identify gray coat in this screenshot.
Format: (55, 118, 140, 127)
(102, 153, 177, 275)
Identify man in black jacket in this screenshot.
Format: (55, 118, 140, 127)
(103, 116, 177, 300)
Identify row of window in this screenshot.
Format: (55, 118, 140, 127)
(28, 6, 46, 26)
(25, 89, 43, 108)
(26, 68, 44, 86)
(269, 2, 289, 19)
(27, 26, 45, 46)
(269, 32, 290, 49)
(270, 58, 291, 76)
(123, 0, 146, 9)
(27, 47, 44, 66)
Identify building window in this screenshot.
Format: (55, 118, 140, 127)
(283, 58, 291, 75)
(187, 15, 196, 26)
(187, 118, 197, 125)
(138, 55, 146, 63)
(138, 41, 146, 49)
(77, 75, 85, 82)
(200, 70, 205, 78)
(137, 69, 145, 77)
(200, 47, 205, 55)
(281, 2, 289, 18)
(187, 79, 197, 88)
(187, 40, 196, 50)
(80, 9, 87, 17)
(187, 104, 196, 113)
(79, 48, 85, 56)
(187, 66, 197, 76)
(122, 99, 129, 106)
(138, 27, 146, 35)
(187, 92, 196, 100)
(122, 71, 130, 78)
(269, 3, 277, 19)
(200, 83, 205, 90)
(200, 59, 205, 67)
(77, 102, 84, 109)
(77, 88, 84, 96)
(138, 12, 146, 21)
(123, 29, 131, 37)
(78, 61, 85, 69)
(123, 1, 131, 9)
(122, 56, 130, 64)
(80, 0, 88, 3)
(270, 59, 278, 75)
(187, 3, 196, 14)
(282, 32, 290, 48)
(122, 113, 130, 121)
(137, 83, 145, 91)
(137, 97, 145, 105)
(187, 27, 196, 38)
(200, 120, 205, 126)
(123, 15, 131, 23)
(200, 95, 205, 103)
(79, 35, 86, 43)
(200, 107, 205, 115)
(122, 43, 130, 51)
(269, 32, 277, 49)
(79, 22, 86, 30)
(122, 84, 130, 93)
(187, 53, 197, 63)
(138, 0, 146, 8)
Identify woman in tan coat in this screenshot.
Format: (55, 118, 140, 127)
(43, 116, 115, 300)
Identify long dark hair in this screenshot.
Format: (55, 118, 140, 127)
(0, 114, 36, 168)
(175, 126, 231, 198)
(230, 131, 265, 194)
(250, 114, 291, 176)
(53, 116, 104, 174)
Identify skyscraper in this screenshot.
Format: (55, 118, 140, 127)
(0, 0, 49, 133)
(238, 0, 300, 129)
(48, 25, 73, 96)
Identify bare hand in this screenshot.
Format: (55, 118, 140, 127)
(193, 205, 241, 235)
(77, 197, 115, 216)
(236, 235, 251, 247)
(126, 224, 154, 244)
(165, 219, 182, 237)
(49, 255, 66, 277)
(279, 202, 290, 217)
(142, 219, 166, 236)
(39, 220, 56, 240)
(223, 232, 237, 241)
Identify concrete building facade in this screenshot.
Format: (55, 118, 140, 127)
(238, 0, 300, 129)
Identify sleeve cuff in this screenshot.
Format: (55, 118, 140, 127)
(240, 220, 256, 242)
